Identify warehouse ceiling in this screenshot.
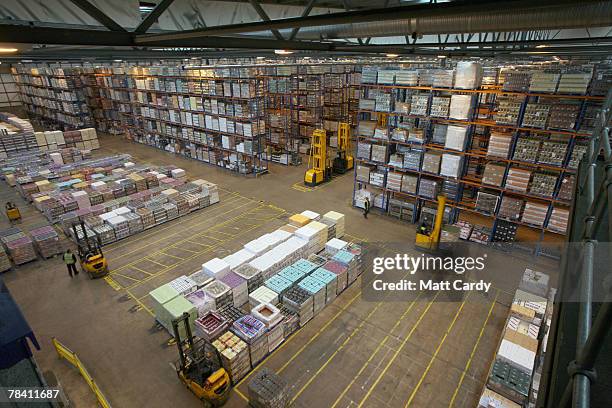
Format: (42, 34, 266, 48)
(0, 0, 611, 61)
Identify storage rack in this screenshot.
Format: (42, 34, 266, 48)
(119, 65, 268, 176)
(353, 64, 607, 245)
(12, 66, 94, 130)
(81, 67, 125, 135)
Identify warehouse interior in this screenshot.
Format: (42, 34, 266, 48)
(0, 1, 611, 407)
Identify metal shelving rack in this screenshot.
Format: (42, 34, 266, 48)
(12, 65, 94, 130)
(119, 65, 268, 176)
(352, 65, 607, 245)
(82, 68, 124, 135)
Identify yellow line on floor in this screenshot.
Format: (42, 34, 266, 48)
(159, 252, 183, 261)
(145, 259, 168, 268)
(234, 288, 363, 395)
(106, 198, 251, 262)
(103, 276, 122, 291)
(448, 290, 499, 408)
(404, 293, 471, 407)
(290, 297, 385, 403)
(126, 288, 154, 316)
(110, 202, 264, 274)
(330, 293, 422, 408)
(130, 265, 154, 276)
(111, 272, 142, 282)
(357, 291, 441, 408)
(104, 195, 242, 255)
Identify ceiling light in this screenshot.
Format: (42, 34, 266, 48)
(113, 59, 122, 62)
(437, 55, 446, 58)
(0, 48, 18, 53)
(274, 49, 293, 55)
(256, 56, 266, 60)
(386, 53, 399, 58)
(536, 44, 548, 48)
(303, 56, 311, 59)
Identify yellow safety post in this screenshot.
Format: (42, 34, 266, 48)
(52, 338, 112, 408)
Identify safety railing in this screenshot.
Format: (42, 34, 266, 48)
(541, 87, 612, 408)
(52, 338, 112, 408)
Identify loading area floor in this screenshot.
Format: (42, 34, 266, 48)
(3, 135, 518, 407)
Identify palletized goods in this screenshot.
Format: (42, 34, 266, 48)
(213, 331, 251, 384)
(203, 280, 232, 309)
(281, 286, 313, 326)
(29, 226, 62, 258)
(194, 311, 228, 340)
(248, 368, 289, 408)
(249, 285, 278, 308)
(234, 263, 264, 293)
(232, 315, 268, 365)
(219, 271, 249, 307)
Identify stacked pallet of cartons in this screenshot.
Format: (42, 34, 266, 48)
(194, 311, 228, 341)
(298, 276, 326, 315)
(232, 315, 268, 366)
(251, 303, 284, 352)
(219, 271, 249, 307)
(203, 280, 233, 310)
(213, 331, 251, 384)
(281, 286, 314, 327)
(30, 226, 62, 258)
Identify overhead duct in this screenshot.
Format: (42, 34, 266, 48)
(294, 1, 612, 40)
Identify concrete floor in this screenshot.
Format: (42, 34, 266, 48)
(2, 134, 546, 407)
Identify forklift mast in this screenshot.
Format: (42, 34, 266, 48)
(309, 129, 328, 174)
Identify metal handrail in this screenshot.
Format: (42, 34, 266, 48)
(558, 88, 612, 408)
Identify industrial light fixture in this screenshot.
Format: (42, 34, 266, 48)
(256, 56, 266, 59)
(437, 55, 447, 58)
(0, 48, 18, 53)
(274, 49, 293, 55)
(536, 44, 548, 48)
(113, 59, 122, 62)
(386, 53, 399, 58)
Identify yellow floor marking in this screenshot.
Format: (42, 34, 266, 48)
(126, 288, 154, 316)
(290, 297, 385, 403)
(234, 388, 249, 402)
(104, 195, 242, 255)
(448, 291, 499, 407)
(357, 291, 441, 408)
(103, 276, 122, 291)
(158, 252, 183, 261)
(404, 293, 471, 407)
(111, 272, 142, 282)
(330, 293, 422, 408)
(235, 288, 363, 393)
(105, 198, 251, 261)
(130, 265, 154, 276)
(144, 259, 168, 268)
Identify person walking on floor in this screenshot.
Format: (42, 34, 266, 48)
(363, 197, 371, 219)
(63, 249, 79, 278)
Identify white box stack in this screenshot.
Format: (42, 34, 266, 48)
(222, 248, 256, 271)
(251, 303, 284, 352)
(325, 238, 348, 255)
(440, 154, 463, 178)
(249, 285, 279, 308)
(295, 221, 328, 254)
(202, 258, 231, 279)
(169, 275, 197, 296)
(322, 211, 345, 238)
(203, 280, 233, 310)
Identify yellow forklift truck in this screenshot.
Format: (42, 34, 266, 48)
(304, 129, 332, 187)
(172, 313, 230, 407)
(333, 123, 354, 174)
(5, 202, 21, 223)
(71, 221, 108, 278)
(415, 195, 447, 253)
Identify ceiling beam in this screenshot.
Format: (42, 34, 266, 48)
(289, 0, 317, 40)
(248, 0, 285, 40)
(68, 0, 127, 32)
(135, 0, 599, 42)
(134, 0, 175, 34)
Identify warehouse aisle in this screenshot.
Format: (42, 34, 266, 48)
(3, 134, 513, 408)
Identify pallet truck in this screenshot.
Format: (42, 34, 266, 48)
(71, 221, 108, 279)
(172, 313, 230, 407)
(304, 129, 332, 187)
(5, 202, 21, 223)
(333, 122, 354, 174)
(415, 195, 446, 253)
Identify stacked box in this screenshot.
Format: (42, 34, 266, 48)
(357, 142, 371, 160)
(476, 192, 499, 214)
(136, 207, 155, 229)
(482, 163, 506, 186)
(185, 289, 215, 317)
(234, 264, 264, 293)
(107, 215, 130, 240)
(505, 168, 532, 192)
(557, 175, 575, 201)
(370, 144, 386, 163)
(529, 72, 560, 93)
(322, 261, 348, 294)
(213, 331, 251, 384)
(494, 97, 522, 125)
(248, 368, 289, 408)
(403, 149, 423, 170)
(92, 224, 115, 245)
(219, 272, 249, 307)
(529, 172, 557, 197)
(522, 103, 550, 129)
(431, 124, 448, 145)
(547, 207, 569, 233)
(444, 125, 468, 151)
(401, 174, 418, 195)
(487, 132, 512, 158)
(455, 62, 483, 89)
(30, 226, 62, 258)
(386, 171, 402, 191)
(281, 286, 314, 326)
(310, 268, 338, 304)
(430, 96, 451, 117)
(277, 304, 299, 338)
(202, 257, 231, 279)
(410, 94, 429, 116)
(5, 233, 37, 265)
(249, 285, 279, 308)
(440, 154, 462, 178)
(422, 152, 441, 174)
(194, 311, 228, 341)
(164, 295, 197, 339)
(297, 276, 326, 315)
(232, 315, 268, 366)
(513, 138, 540, 163)
(432, 70, 454, 87)
(332, 249, 361, 284)
(502, 71, 531, 92)
(568, 144, 588, 169)
(169, 275, 197, 296)
(418, 178, 439, 199)
(0, 246, 11, 272)
(493, 220, 518, 243)
(217, 304, 246, 324)
(521, 202, 549, 227)
(548, 103, 580, 130)
(498, 196, 524, 221)
(538, 140, 567, 166)
(203, 280, 232, 310)
(264, 274, 293, 297)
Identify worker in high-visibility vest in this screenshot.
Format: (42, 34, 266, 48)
(63, 249, 79, 278)
(363, 197, 371, 219)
